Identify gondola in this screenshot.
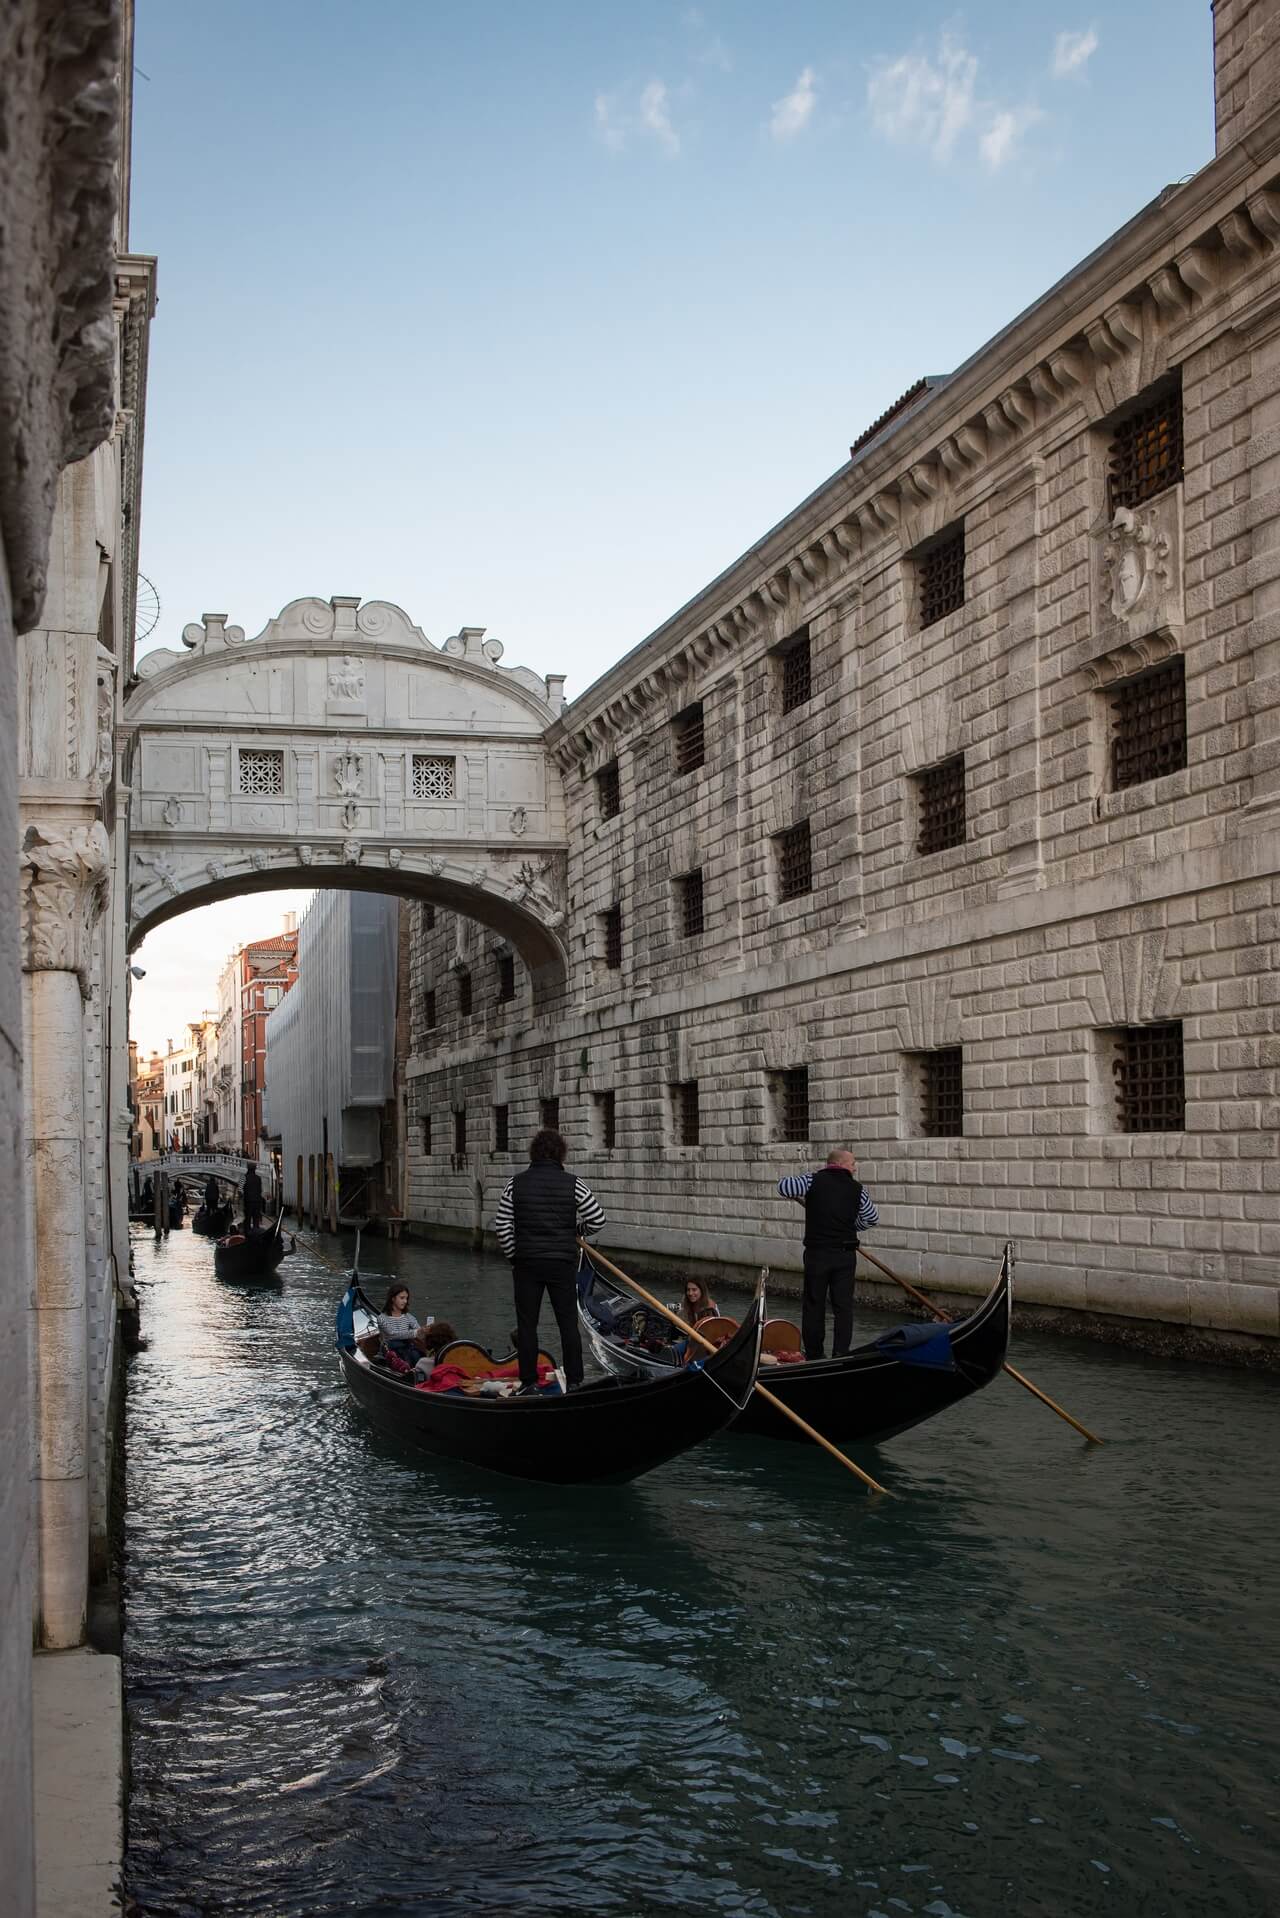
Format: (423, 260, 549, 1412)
(214, 1205, 287, 1283)
(192, 1202, 234, 1238)
(334, 1278, 766, 1485)
(580, 1245, 1013, 1447)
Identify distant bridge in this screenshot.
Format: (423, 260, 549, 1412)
(129, 1152, 257, 1189)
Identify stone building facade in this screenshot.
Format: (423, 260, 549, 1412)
(403, 2, 1280, 1355)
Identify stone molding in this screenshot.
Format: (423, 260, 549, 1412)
(19, 820, 110, 989)
(894, 976, 962, 1054)
(1086, 930, 1180, 1029)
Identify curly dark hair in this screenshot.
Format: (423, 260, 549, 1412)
(528, 1128, 567, 1165)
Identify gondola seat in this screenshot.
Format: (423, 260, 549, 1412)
(434, 1340, 557, 1379)
(761, 1319, 802, 1355)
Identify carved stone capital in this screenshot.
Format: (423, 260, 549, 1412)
(20, 820, 111, 989)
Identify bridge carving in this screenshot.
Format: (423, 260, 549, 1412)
(122, 596, 570, 978)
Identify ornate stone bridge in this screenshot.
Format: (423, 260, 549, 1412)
(122, 595, 570, 979)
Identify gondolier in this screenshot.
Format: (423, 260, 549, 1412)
(778, 1150, 879, 1360)
(492, 1128, 604, 1394)
(242, 1161, 264, 1228)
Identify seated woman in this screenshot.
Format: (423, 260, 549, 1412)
(669, 1275, 720, 1363)
(377, 1284, 432, 1369)
(411, 1319, 457, 1379)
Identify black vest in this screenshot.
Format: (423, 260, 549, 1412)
(802, 1167, 863, 1253)
(512, 1162, 577, 1263)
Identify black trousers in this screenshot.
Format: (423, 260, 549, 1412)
(802, 1248, 856, 1360)
(513, 1260, 583, 1388)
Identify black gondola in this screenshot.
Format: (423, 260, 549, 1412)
(214, 1206, 287, 1283)
(192, 1203, 234, 1237)
(335, 1280, 766, 1485)
(580, 1245, 1013, 1447)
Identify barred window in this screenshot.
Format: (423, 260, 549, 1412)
(679, 869, 705, 938)
(1108, 388, 1183, 513)
(603, 904, 623, 970)
(916, 755, 966, 855)
(594, 1089, 617, 1151)
(673, 703, 705, 776)
(920, 1049, 964, 1138)
(425, 906, 436, 930)
(497, 953, 516, 1003)
(458, 971, 472, 1018)
(421, 1114, 431, 1156)
(540, 1096, 560, 1133)
(596, 760, 621, 820)
(237, 749, 284, 796)
(918, 525, 965, 628)
(424, 989, 437, 1030)
(493, 1104, 509, 1152)
(411, 755, 455, 800)
(673, 1080, 700, 1147)
(1111, 1023, 1185, 1133)
(776, 821, 813, 902)
(453, 1108, 467, 1157)
(774, 1067, 809, 1143)
(1111, 658, 1187, 791)
(778, 627, 812, 714)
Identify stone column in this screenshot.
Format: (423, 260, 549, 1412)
(19, 820, 110, 1648)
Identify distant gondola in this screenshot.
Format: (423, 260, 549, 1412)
(580, 1245, 1013, 1447)
(192, 1203, 234, 1238)
(335, 1279, 765, 1485)
(214, 1206, 287, 1283)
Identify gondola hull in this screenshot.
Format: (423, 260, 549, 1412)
(214, 1208, 287, 1283)
(337, 1290, 764, 1485)
(582, 1250, 1012, 1447)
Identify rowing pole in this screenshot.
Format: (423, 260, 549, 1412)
(579, 1242, 893, 1497)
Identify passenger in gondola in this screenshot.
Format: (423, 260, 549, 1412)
(777, 1148, 879, 1360)
(377, 1285, 432, 1370)
(410, 1320, 457, 1380)
(242, 1162, 264, 1228)
(680, 1276, 718, 1326)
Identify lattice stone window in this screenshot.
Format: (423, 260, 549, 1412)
(458, 971, 472, 1018)
(540, 1096, 560, 1133)
(1108, 386, 1183, 513)
(771, 1066, 810, 1143)
(1110, 658, 1187, 791)
(1109, 1023, 1185, 1133)
(776, 821, 813, 902)
(497, 953, 516, 1003)
(493, 1104, 509, 1152)
(237, 749, 284, 796)
(594, 1089, 617, 1151)
(602, 904, 623, 970)
(672, 1080, 700, 1147)
(918, 524, 966, 629)
(679, 869, 705, 938)
(916, 755, 966, 855)
(673, 703, 705, 776)
(411, 754, 456, 800)
(777, 627, 812, 714)
(596, 760, 621, 820)
(919, 1048, 964, 1138)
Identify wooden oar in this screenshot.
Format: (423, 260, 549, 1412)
(579, 1242, 893, 1497)
(857, 1245, 1104, 1446)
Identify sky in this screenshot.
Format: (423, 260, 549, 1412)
(126, 1, 1216, 1054)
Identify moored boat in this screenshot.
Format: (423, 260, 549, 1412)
(214, 1206, 287, 1283)
(580, 1245, 1013, 1447)
(335, 1278, 765, 1485)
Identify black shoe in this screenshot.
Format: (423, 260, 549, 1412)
(514, 1383, 540, 1397)
(566, 1379, 586, 1394)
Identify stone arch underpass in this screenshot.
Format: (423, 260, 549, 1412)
(122, 595, 571, 982)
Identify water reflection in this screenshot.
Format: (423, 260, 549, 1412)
(123, 1226, 1280, 1917)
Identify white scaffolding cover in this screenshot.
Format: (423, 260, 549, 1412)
(264, 891, 397, 1168)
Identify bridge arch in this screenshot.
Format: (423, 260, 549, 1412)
(122, 596, 570, 981)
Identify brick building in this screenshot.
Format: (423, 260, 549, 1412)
(401, 5, 1280, 1352)
(238, 921, 298, 1157)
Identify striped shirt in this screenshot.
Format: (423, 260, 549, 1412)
(777, 1172, 879, 1231)
(493, 1177, 605, 1261)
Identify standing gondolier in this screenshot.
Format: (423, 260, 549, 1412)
(242, 1160, 264, 1228)
(778, 1150, 879, 1360)
(493, 1128, 604, 1394)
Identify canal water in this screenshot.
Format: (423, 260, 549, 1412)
(122, 1226, 1278, 1918)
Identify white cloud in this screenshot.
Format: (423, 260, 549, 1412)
(769, 66, 818, 142)
(867, 33, 977, 162)
(594, 80, 681, 156)
(640, 79, 680, 155)
(979, 104, 1042, 171)
(1052, 28, 1098, 77)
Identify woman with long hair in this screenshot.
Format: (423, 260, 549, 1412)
(378, 1283, 429, 1369)
(679, 1275, 718, 1326)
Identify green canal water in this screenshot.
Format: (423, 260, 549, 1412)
(122, 1226, 1278, 1917)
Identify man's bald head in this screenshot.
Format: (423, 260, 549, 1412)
(826, 1149, 857, 1172)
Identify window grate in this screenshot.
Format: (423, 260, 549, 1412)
(596, 1089, 616, 1151)
(673, 703, 705, 775)
(425, 906, 436, 930)
(540, 1096, 560, 1133)
(453, 1108, 466, 1156)
(779, 629, 812, 713)
(674, 1080, 700, 1147)
(779, 1067, 809, 1143)
(680, 869, 705, 938)
(921, 1049, 964, 1137)
(917, 756, 966, 855)
(497, 953, 516, 1003)
(493, 1104, 509, 1152)
(596, 760, 621, 820)
(1112, 1023, 1184, 1132)
(1108, 390, 1183, 513)
(1111, 658, 1186, 791)
(919, 527, 966, 628)
(411, 755, 455, 800)
(238, 749, 284, 796)
(458, 971, 472, 1018)
(421, 1115, 431, 1156)
(424, 989, 437, 1030)
(603, 904, 622, 970)
(777, 821, 813, 902)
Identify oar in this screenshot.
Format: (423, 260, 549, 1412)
(578, 1242, 893, 1497)
(857, 1245, 1104, 1446)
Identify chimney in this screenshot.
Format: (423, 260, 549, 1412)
(282, 910, 297, 935)
(1213, 0, 1280, 156)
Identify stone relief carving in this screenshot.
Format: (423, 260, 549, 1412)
(297, 843, 314, 865)
(95, 659, 115, 788)
(1102, 505, 1173, 624)
(509, 806, 527, 836)
(341, 800, 359, 830)
(19, 821, 112, 990)
(510, 857, 565, 927)
(161, 796, 182, 827)
(249, 849, 269, 871)
(327, 656, 365, 701)
(207, 859, 226, 882)
(140, 851, 181, 898)
(424, 857, 445, 876)
(387, 847, 403, 867)
(333, 751, 362, 797)
(342, 838, 362, 865)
